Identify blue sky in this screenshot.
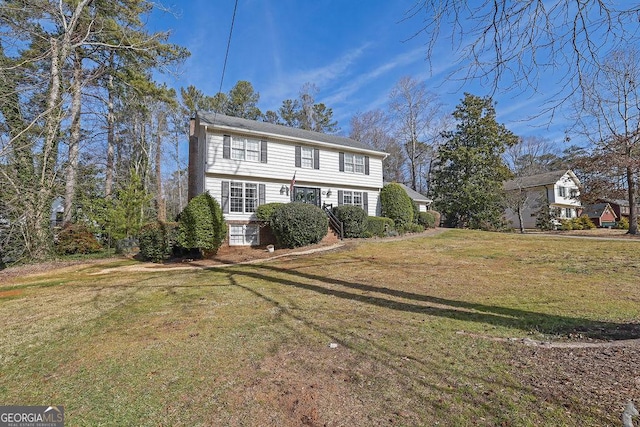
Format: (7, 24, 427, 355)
(150, 0, 576, 145)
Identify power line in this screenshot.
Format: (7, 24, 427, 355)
(214, 0, 239, 121)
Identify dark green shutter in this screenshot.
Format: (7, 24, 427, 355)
(295, 146, 301, 167)
(338, 190, 344, 206)
(339, 152, 344, 172)
(314, 148, 320, 169)
(258, 184, 266, 206)
(363, 192, 368, 214)
(364, 156, 370, 175)
(260, 140, 267, 163)
(221, 181, 229, 213)
(223, 135, 231, 159)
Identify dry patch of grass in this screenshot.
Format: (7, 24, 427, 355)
(1, 229, 639, 426)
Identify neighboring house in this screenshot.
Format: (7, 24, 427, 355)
(582, 202, 617, 227)
(384, 182, 433, 212)
(188, 113, 387, 246)
(51, 196, 64, 228)
(596, 198, 631, 220)
(504, 169, 582, 229)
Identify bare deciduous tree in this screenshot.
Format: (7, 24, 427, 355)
(576, 48, 640, 234)
(406, 1, 640, 111)
(389, 76, 447, 193)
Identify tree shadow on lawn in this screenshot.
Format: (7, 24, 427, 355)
(207, 263, 640, 341)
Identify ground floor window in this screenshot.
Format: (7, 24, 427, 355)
(341, 190, 364, 209)
(230, 182, 258, 213)
(229, 224, 259, 246)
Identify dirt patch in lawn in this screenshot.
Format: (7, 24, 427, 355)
(509, 342, 640, 424)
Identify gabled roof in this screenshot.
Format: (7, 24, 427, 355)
(582, 203, 617, 219)
(384, 182, 432, 203)
(197, 112, 386, 156)
(503, 169, 579, 191)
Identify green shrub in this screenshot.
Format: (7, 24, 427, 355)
(380, 183, 414, 230)
(400, 223, 425, 234)
(616, 217, 629, 229)
(255, 202, 283, 222)
(55, 223, 102, 255)
(429, 210, 441, 228)
(270, 202, 328, 248)
(417, 211, 436, 229)
(177, 192, 226, 256)
(366, 216, 395, 237)
(332, 205, 368, 238)
(559, 219, 574, 231)
(577, 215, 596, 230)
(138, 221, 177, 262)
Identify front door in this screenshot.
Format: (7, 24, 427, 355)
(293, 187, 321, 207)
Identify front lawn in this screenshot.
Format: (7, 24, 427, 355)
(1, 229, 639, 426)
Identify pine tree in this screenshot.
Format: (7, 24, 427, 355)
(431, 94, 518, 229)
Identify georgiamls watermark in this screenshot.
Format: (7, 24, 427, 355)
(0, 406, 64, 427)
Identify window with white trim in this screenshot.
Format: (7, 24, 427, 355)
(229, 224, 259, 246)
(230, 182, 258, 213)
(343, 153, 365, 174)
(231, 137, 260, 161)
(558, 186, 567, 197)
(301, 147, 314, 169)
(342, 190, 364, 208)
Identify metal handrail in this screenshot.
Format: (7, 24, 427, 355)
(322, 203, 344, 239)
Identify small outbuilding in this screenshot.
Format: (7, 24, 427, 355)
(582, 202, 617, 227)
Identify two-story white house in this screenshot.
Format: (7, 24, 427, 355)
(188, 112, 387, 246)
(504, 169, 582, 229)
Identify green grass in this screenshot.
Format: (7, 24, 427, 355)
(1, 229, 639, 426)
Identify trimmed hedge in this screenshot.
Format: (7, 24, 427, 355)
(138, 221, 177, 262)
(380, 183, 414, 231)
(177, 192, 226, 256)
(366, 216, 395, 238)
(270, 202, 328, 248)
(417, 211, 436, 229)
(55, 223, 102, 255)
(255, 202, 284, 222)
(332, 205, 368, 238)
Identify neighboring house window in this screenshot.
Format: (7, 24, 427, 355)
(339, 152, 369, 175)
(221, 181, 266, 214)
(337, 190, 368, 212)
(565, 208, 574, 218)
(558, 186, 567, 197)
(295, 146, 320, 169)
(223, 135, 267, 163)
(229, 224, 259, 246)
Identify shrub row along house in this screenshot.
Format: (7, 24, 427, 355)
(188, 113, 387, 246)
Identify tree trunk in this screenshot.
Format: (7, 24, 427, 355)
(517, 204, 525, 234)
(105, 71, 115, 199)
(155, 113, 166, 222)
(63, 50, 83, 226)
(627, 164, 638, 234)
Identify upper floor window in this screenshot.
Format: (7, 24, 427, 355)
(232, 137, 260, 161)
(558, 186, 567, 197)
(295, 146, 319, 169)
(223, 135, 267, 163)
(339, 152, 369, 175)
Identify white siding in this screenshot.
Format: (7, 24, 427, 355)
(205, 132, 384, 190)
